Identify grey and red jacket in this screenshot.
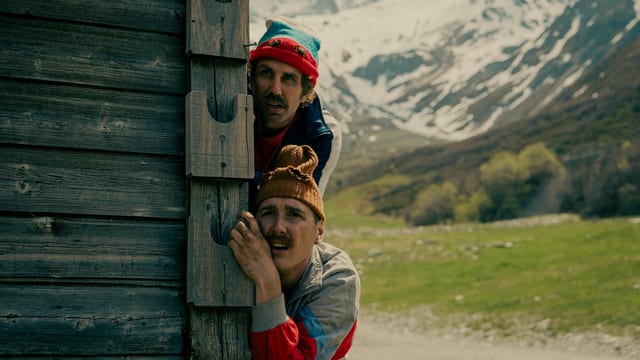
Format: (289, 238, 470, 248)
(253, 95, 342, 197)
(250, 242, 360, 360)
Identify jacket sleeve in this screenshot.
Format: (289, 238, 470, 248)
(249, 273, 358, 360)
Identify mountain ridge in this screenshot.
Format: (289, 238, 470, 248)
(330, 34, 640, 220)
(250, 0, 640, 220)
(251, 0, 640, 141)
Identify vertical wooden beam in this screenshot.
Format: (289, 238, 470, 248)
(185, 0, 253, 359)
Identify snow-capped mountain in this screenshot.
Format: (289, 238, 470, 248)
(250, 0, 640, 141)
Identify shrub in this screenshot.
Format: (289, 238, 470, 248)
(455, 189, 491, 223)
(478, 143, 566, 221)
(581, 141, 640, 217)
(618, 183, 640, 215)
(408, 181, 458, 225)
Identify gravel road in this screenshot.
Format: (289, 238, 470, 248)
(348, 314, 636, 360)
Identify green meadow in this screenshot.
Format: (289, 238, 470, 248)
(325, 198, 640, 340)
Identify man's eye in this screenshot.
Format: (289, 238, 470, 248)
(282, 74, 297, 83)
(258, 210, 274, 217)
(288, 212, 304, 219)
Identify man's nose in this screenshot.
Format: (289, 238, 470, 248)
(272, 215, 287, 234)
(270, 77, 283, 95)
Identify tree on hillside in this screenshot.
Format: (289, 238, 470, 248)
(407, 181, 458, 225)
(478, 150, 527, 221)
(478, 142, 565, 221)
(518, 142, 568, 215)
(519, 142, 565, 187)
(581, 141, 640, 217)
(455, 189, 491, 223)
(613, 141, 640, 215)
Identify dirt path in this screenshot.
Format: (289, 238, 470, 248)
(349, 315, 633, 360)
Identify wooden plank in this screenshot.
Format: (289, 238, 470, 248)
(0, 14, 185, 94)
(189, 307, 252, 359)
(0, 79, 184, 156)
(186, 0, 249, 60)
(0, 0, 186, 34)
(187, 180, 253, 307)
(185, 58, 252, 178)
(185, 1, 252, 357)
(0, 147, 185, 219)
(188, 58, 248, 111)
(0, 216, 184, 281)
(0, 284, 185, 355)
(186, 91, 253, 178)
(185, 60, 252, 305)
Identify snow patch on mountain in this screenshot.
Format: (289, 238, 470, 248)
(250, 0, 640, 141)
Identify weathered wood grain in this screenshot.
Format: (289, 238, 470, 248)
(189, 307, 252, 359)
(1, 1, 192, 358)
(186, 0, 249, 60)
(0, 0, 186, 34)
(187, 180, 253, 307)
(184, 1, 253, 357)
(0, 216, 184, 281)
(0, 14, 185, 94)
(188, 58, 248, 116)
(186, 92, 253, 179)
(0, 147, 185, 219)
(0, 284, 185, 355)
(0, 79, 184, 155)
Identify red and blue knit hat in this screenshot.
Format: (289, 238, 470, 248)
(250, 17, 321, 87)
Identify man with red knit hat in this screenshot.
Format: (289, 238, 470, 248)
(249, 16, 341, 201)
(229, 145, 359, 360)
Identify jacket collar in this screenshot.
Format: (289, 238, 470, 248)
(286, 96, 331, 142)
(286, 245, 323, 301)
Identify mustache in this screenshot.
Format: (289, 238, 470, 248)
(263, 93, 288, 108)
(266, 233, 292, 247)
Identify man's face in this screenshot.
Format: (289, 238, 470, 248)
(253, 59, 307, 134)
(256, 197, 324, 284)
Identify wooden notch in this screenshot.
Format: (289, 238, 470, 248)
(185, 91, 253, 179)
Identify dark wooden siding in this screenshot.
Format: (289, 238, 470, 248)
(0, 1, 188, 357)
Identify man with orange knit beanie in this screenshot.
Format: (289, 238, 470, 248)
(229, 144, 359, 360)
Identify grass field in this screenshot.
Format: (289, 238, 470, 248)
(324, 198, 640, 341)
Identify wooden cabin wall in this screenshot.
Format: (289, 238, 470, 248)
(0, 1, 188, 357)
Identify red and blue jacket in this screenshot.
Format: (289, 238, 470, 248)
(250, 243, 360, 360)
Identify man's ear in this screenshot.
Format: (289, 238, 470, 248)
(300, 91, 316, 109)
(315, 220, 324, 244)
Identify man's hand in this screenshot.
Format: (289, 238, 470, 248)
(228, 211, 282, 303)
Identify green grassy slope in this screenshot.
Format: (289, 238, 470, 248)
(325, 202, 640, 341)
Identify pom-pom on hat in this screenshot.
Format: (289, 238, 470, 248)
(256, 145, 324, 221)
(250, 16, 321, 87)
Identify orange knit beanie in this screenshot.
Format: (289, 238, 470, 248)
(256, 145, 324, 221)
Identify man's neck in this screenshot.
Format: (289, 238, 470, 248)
(256, 113, 299, 138)
(280, 273, 300, 295)
(279, 252, 315, 296)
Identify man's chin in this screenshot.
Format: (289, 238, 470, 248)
(263, 116, 293, 132)
(272, 257, 289, 273)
